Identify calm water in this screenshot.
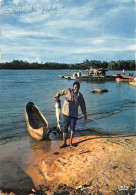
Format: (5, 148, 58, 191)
(0, 70, 136, 144)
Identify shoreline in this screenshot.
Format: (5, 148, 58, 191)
(25, 130, 136, 194)
(0, 130, 136, 194)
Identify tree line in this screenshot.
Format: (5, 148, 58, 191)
(0, 59, 135, 70)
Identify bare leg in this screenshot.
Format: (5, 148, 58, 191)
(70, 130, 74, 147)
(63, 132, 67, 145)
(60, 132, 67, 148)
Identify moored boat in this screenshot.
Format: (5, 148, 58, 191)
(58, 67, 116, 82)
(120, 74, 134, 79)
(59, 75, 76, 80)
(25, 102, 49, 140)
(115, 78, 129, 82)
(115, 74, 133, 83)
(59, 74, 115, 82)
(129, 78, 136, 86)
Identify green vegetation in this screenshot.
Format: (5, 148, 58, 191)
(0, 59, 135, 70)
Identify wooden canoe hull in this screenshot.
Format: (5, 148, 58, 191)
(116, 74, 134, 83)
(25, 102, 49, 140)
(115, 78, 129, 82)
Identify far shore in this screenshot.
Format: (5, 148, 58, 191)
(0, 59, 135, 70)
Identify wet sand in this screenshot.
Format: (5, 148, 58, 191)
(23, 130, 136, 194)
(0, 130, 136, 194)
(0, 131, 64, 194)
(0, 136, 35, 194)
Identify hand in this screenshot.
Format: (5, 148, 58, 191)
(84, 115, 87, 124)
(55, 96, 60, 102)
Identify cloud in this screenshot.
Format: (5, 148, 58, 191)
(0, 0, 134, 63)
(128, 45, 136, 51)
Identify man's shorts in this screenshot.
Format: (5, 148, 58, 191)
(62, 115, 77, 132)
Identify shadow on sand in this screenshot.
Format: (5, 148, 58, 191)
(28, 127, 136, 154)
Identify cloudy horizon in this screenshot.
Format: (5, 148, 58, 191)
(0, 0, 135, 63)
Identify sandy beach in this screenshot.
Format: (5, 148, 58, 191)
(22, 130, 136, 194)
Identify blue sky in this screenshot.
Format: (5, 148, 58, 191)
(0, 0, 135, 63)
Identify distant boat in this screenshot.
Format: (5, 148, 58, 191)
(115, 78, 129, 82)
(59, 74, 115, 82)
(59, 75, 76, 80)
(25, 102, 49, 140)
(59, 71, 134, 83)
(58, 67, 117, 82)
(129, 78, 136, 86)
(116, 74, 134, 83)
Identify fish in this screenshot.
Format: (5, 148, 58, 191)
(55, 100, 61, 131)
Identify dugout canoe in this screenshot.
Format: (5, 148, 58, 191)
(115, 74, 134, 83)
(115, 78, 129, 82)
(25, 102, 49, 140)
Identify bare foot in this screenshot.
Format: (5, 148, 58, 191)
(69, 143, 78, 148)
(69, 144, 74, 148)
(60, 144, 67, 148)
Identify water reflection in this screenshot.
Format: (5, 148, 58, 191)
(28, 131, 63, 157)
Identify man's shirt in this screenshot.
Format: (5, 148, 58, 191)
(56, 88, 86, 118)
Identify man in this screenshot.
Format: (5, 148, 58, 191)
(55, 81, 87, 148)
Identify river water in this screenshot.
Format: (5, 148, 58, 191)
(0, 69, 136, 189)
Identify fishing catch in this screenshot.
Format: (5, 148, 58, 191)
(55, 99, 61, 131)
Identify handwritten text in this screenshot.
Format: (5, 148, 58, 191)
(0, 0, 60, 15)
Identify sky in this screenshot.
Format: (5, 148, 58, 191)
(0, 0, 135, 63)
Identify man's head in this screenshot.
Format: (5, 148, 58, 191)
(73, 81, 80, 93)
